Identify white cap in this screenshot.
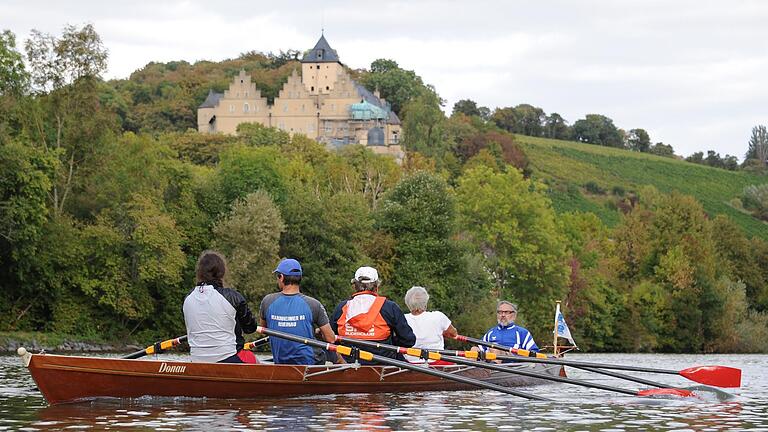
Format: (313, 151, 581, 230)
(354, 266, 379, 283)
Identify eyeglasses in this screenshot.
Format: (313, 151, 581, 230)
(497, 310, 517, 315)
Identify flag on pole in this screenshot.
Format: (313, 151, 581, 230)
(554, 303, 577, 346)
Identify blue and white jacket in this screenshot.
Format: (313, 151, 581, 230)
(480, 323, 539, 352)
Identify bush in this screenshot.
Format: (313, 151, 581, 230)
(584, 181, 606, 195)
(612, 185, 625, 196)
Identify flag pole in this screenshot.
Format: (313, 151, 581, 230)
(554, 300, 561, 357)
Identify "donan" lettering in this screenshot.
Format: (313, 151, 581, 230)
(158, 362, 186, 374)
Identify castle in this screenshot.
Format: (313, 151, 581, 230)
(197, 35, 403, 159)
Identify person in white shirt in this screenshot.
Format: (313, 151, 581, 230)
(403, 286, 458, 363)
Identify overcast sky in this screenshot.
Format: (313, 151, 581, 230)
(3, 0, 767, 159)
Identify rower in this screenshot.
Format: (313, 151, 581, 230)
(260, 258, 342, 365)
(403, 286, 457, 364)
(330, 266, 416, 364)
(472, 301, 538, 362)
(183, 250, 259, 364)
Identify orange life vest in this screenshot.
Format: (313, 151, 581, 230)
(337, 292, 391, 340)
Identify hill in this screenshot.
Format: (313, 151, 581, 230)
(515, 135, 768, 239)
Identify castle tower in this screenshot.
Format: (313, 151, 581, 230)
(301, 34, 344, 96)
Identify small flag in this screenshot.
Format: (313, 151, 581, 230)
(555, 303, 577, 346)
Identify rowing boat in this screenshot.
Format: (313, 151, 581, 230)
(18, 349, 565, 405)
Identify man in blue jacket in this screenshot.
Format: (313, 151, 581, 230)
(476, 301, 538, 357)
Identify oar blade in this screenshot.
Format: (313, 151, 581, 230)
(637, 388, 695, 398)
(680, 366, 741, 388)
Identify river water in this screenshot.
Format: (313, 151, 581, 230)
(0, 352, 766, 431)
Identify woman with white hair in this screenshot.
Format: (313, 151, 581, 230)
(403, 286, 458, 363)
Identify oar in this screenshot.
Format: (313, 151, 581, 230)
(243, 336, 270, 351)
(122, 335, 188, 359)
(454, 334, 742, 388)
(256, 326, 548, 401)
(336, 336, 696, 398)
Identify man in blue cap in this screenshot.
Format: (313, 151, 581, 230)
(259, 258, 339, 365)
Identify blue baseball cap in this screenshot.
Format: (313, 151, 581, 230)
(274, 258, 303, 276)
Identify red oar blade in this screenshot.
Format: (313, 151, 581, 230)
(680, 366, 742, 388)
(638, 388, 695, 398)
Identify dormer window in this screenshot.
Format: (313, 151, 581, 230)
(317, 50, 323, 59)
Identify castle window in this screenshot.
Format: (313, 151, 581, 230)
(316, 64, 320, 69)
(236, 92, 239, 98)
(240, 79, 243, 83)
(229, 104, 234, 113)
(245, 91, 249, 97)
(243, 103, 249, 113)
(301, 104, 305, 112)
(326, 86, 330, 91)
(279, 122, 285, 130)
(308, 123, 315, 133)
(283, 104, 288, 112)
(311, 86, 315, 92)
(324, 122, 333, 133)
(317, 50, 322, 59)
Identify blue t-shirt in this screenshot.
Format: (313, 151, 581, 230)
(480, 323, 539, 352)
(260, 292, 329, 365)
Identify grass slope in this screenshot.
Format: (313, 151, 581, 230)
(516, 135, 768, 239)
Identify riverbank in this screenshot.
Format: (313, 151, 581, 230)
(0, 332, 140, 353)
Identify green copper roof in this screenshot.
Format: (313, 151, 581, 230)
(350, 100, 388, 120)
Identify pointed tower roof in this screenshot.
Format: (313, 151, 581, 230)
(302, 34, 341, 63)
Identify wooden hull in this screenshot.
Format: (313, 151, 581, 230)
(24, 353, 565, 405)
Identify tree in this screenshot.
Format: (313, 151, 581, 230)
(544, 113, 569, 140)
(572, 114, 623, 148)
(212, 191, 285, 301)
(361, 59, 428, 115)
(649, 142, 675, 157)
(217, 145, 289, 206)
(746, 125, 768, 168)
(686, 151, 704, 164)
(236, 122, 291, 147)
(627, 128, 651, 152)
(491, 104, 545, 137)
(23, 24, 114, 216)
(375, 172, 488, 319)
(455, 166, 569, 337)
(514, 104, 546, 137)
(280, 190, 373, 307)
(400, 89, 447, 157)
(452, 99, 481, 117)
(0, 30, 28, 96)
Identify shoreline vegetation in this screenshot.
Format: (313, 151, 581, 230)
(0, 332, 136, 354)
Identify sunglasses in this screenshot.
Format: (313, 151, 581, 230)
(497, 310, 517, 315)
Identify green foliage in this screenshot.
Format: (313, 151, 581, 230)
(161, 130, 240, 165)
(742, 183, 768, 221)
(280, 190, 373, 307)
(237, 122, 291, 147)
(212, 191, 284, 301)
(375, 172, 488, 319)
(217, 145, 289, 206)
(455, 166, 569, 337)
(584, 181, 606, 195)
(572, 114, 623, 148)
(360, 59, 428, 115)
(0, 30, 28, 96)
(401, 90, 447, 158)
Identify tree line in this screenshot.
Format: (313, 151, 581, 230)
(1, 25, 767, 352)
